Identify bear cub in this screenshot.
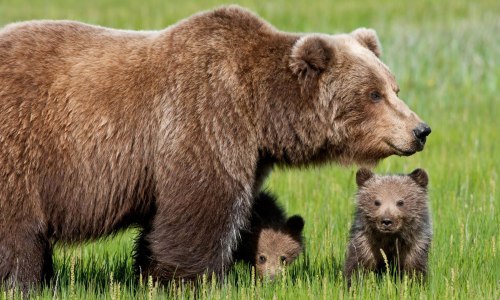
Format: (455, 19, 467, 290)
(234, 192, 304, 279)
(344, 168, 432, 284)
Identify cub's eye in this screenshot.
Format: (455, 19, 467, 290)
(374, 200, 381, 206)
(258, 255, 267, 264)
(280, 256, 287, 263)
(370, 91, 382, 102)
(397, 200, 404, 207)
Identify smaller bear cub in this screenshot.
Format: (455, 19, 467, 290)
(234, 192, 304, 280)
(344, 168, 432, 284)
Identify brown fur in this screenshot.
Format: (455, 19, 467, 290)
(0, 5, 430, 289)
(233, 192, 304, 279)
(344, 169, 432, 285)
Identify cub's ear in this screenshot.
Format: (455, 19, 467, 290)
(356, 168, 374, 187)
(351, 28, 381, 57)
(409, 168, 429, 188)
(290, 35, 332, 88)
(286, 215, 305, 235)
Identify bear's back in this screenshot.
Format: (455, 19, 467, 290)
(0, 20, 156, 76)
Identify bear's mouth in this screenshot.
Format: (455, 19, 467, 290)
(376, 225, 400, 234)
(385, 141, 417, 156)
(378, 227, 397, 233)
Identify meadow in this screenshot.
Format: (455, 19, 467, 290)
(0, 0, 499, 298)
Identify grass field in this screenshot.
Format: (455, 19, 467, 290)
(1, 0, 499, 298)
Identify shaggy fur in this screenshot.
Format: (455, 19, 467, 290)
(233, 192, 304, 279)
(0, 5, 430, 289)
(344, 168, 432, 285)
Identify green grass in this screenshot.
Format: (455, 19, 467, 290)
(1, 0, 499, 298)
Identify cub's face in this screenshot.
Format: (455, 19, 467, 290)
(254, 216, 304, 279)
(355, 168, 429, 234)
(290, 29, 431, 166)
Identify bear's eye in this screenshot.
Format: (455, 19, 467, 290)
(369, 91, 382, 102)
(258, 255, 267, 264)
(374, 200, 381, 206)
(280, 256, 287, 263)
(397, 200, 404, 207)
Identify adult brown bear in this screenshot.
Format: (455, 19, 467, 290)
(0, 5, 430, 288)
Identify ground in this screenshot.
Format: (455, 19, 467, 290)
(0, 0, 499, 298)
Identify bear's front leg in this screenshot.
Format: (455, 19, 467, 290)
(0, 223, 52, 292)
(344, 236, 377, 287)
(402, 242, 430, 280)
(134, 175, 253, 282)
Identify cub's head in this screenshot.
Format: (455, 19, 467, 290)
(254, 215, 304, 279)
(355, 168, 429, 234)
(289, 29, 430, 166)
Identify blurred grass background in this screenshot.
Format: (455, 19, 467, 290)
(1, 0, 499, 298)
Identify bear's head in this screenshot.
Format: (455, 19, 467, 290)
(287, 28, 431, 166)
(355, 168, 429, 234)
(254, 215, 304, 280)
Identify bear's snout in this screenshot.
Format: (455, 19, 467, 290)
(379, 218, 396, 232)
(413, 123, 431, 148)
(376, 214, 401, 233)
(381, 218, 393, 227)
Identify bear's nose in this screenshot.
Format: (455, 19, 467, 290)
(413, 123, 431, 145)
(381, 219, 393, 227)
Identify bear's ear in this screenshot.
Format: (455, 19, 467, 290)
(356, 168, 374, 187)
(409, 168, 428, 188)
(286, 215, 305, 236)
(351, 28, 382, 57)
(290, 35, 332, 88)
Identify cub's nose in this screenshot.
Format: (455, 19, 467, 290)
(268, 273, 276, 281)
(413, 123, 431, 144)
(381, 219, 393, 227)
